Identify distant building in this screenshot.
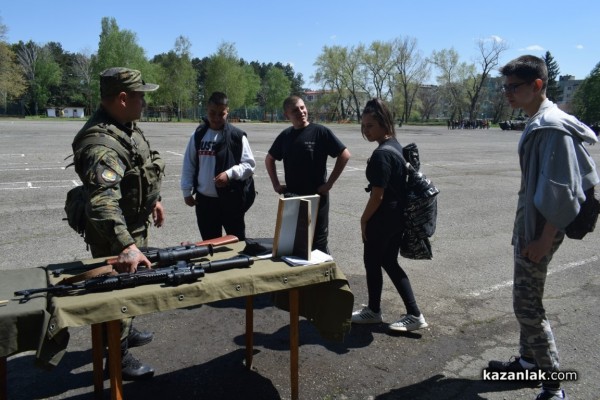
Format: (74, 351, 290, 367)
(46, 107, 85, 118)
(556, 75, 582, 114)
(304, 90, 329, 103)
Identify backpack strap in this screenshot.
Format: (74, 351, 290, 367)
(378, 143, 414, 174)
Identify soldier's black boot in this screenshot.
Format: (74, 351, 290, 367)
(126, 327, 154, 348)
(117, 338, 155, 381)
(121, 351, 155, 381)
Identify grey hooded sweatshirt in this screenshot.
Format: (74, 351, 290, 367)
(513, 99, 599, 246)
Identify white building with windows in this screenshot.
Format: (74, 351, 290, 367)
(556, 75, 582, 114)
(46, 107, 85, 118)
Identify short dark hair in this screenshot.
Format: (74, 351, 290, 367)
(499, 55, 548, 90)
(283, 95, 303, 111)
(208, 92, 228, 106)
(361, 98, 396, 139)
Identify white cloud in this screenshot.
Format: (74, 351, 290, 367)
(490, 35, 503, 43)
(576, 44, 584, 50)
(329, 35, 337, 41)
(519, 45, 545, 52)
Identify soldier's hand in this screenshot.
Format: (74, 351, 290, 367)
(152, 201, 164, 227)
(214, 172, 229, 188)
(114, 244, 151, 273)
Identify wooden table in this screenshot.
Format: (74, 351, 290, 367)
(5, 242, 353, 399)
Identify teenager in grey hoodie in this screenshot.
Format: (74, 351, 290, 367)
(487, 55, 598, 400)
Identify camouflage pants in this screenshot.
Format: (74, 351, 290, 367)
(512, 234, 564, 371)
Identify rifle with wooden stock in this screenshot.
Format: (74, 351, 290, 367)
(105, 234, 240, 267)
(14, 255, 254, 299)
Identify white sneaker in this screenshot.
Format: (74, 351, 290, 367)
(389, 314, 428, 332)
(351, 305, 382, 324)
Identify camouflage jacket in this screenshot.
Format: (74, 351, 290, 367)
(72, 107, 165, 250)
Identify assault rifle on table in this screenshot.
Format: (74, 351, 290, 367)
(14, 255, 254, 300)
(105, 234, 240, 268)
(46, 235, 240, 280)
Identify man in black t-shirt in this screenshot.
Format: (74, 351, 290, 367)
(265, 95, 351, 253)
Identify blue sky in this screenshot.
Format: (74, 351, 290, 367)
(2, 0, 598, 87)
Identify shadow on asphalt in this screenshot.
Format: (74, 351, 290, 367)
(375, 373, 540, 400)
(8, 349, 280, 400)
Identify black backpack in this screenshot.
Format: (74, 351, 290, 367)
(379, 142, 440, 260)
(563, 136, 600, 240)
(565, 185, 600, 239)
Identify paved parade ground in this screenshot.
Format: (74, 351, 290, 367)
(1, 119, 599, 399)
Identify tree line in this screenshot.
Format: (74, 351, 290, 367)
(313, 37, 598, 126)
(1, 16, 598, 126)
(0, 17, 303, 121)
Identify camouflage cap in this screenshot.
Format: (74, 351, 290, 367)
(100, 67, 159, 97)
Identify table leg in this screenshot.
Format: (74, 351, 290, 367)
(91, 323, 105, 399)
(289, 288, 299, 400)
(0, 356, 7, 400)
(245, 296, 254, 369)
(106, 320, 123, 400)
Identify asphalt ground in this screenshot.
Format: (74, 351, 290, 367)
(1, 119, 599, 400)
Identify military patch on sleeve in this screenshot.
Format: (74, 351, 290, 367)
(102, 168, 118, 182)
(104, 156, 126, 177)
(95, 156, 125, 186)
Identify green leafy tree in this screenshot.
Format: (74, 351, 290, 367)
(91, 17, 151, 106)
(0, 20, 27, 113)
(430, 48, 473, 121)
(275, 62, 304, 95)
(16, 41, 62, 115)
(465, 38, 509, 121)
(573, 61, 600, 125)
(543, 51, 561, 102)
(361, 40, 395, 100)
(392, 36, 430, 123)
(72, 51, 94, 115)
(204, 42, 249, 110)
(313, 45, 349, 119)
(191, 56, 209, 106)
(313, 44, 366, 121)
(262, 67, 291, 121)
(152, 35, 198, 120)
(241, 64, 260, 119)
(44, 42, 87, 108)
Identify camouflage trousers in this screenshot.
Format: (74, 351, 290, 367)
(513, 234, 564, 372)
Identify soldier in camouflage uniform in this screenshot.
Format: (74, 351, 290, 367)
(72, 67, 165, 380)
(487, 56, 599, 400)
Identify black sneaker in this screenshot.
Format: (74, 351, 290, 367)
(536, 389, 568, 400)
(487, 356, 536, 372)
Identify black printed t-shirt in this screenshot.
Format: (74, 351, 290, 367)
(366, 138, 406, 203)
(268, 123, 346, 195)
